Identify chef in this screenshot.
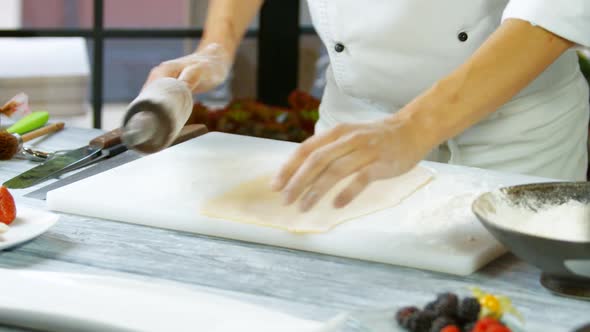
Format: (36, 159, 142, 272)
(145, 1, 590, 212)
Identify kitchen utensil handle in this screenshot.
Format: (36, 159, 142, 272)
(172, 124, 208, 146)
(58, 143, 130, 175)
(21, 122, 65, 142)
(6, 111, 50, 134)
(90, 128, 123, 149)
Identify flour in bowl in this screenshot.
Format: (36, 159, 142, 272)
(490, 198, 590, 242)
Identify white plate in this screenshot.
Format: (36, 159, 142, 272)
(0, 207, 59, 250)
(0, 269, 320, 332)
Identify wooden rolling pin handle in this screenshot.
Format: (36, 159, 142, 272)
(21, 122, 65, 142)
(172, 124, 208, 146)
(90, 128, 123, 149)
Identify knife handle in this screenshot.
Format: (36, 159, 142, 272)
(90, 128, 123, 149)
(171, 124, 208, 146)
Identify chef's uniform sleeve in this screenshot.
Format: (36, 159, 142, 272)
(502, 0, 590, 47)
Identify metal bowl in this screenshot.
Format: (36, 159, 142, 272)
(472, 182, 590, 300)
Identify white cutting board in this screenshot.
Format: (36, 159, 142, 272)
(47, 132, 550, 275)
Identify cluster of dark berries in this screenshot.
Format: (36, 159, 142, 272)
(395, 292, 490, 332)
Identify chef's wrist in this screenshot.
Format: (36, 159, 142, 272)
(199, 18, 243, 62)
(393, 77, 467, 151)
(383, 108, 438, 157)
(196, 43, 235, 67)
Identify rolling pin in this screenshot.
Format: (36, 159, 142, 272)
(121, 78, 196, 154)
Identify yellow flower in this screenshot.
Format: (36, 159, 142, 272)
(481, 294, 501, 315)
(470, 287, 524, 322)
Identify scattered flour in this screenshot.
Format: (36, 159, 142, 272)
(404, 192, 483, 233)
(400, 191, 499, 250)
(400, 172, 500, 235)
(487, 198, 590, 242)
(391, 170, 590, 245)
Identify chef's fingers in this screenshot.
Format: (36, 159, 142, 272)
(299, 149, 377, 212)
(144, 62, 183, 90)
(334, 167, 376, 208)
(178, 63, 206, 92)
(180, 60, 231, 93)
(271, 123, 355, 192)
(282, 130, 374, 205)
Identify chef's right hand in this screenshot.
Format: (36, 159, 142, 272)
(144, 43, 232, 93)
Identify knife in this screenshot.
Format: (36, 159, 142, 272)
(24, 124, 208, 199)
(56, 123, 208, 176)
(3, 129, 123, 189)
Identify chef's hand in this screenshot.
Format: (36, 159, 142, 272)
(144, 43, 231, 93)
(271, 115, 431, 211)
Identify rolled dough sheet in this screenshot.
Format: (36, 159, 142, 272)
(200, 166, 434, 234)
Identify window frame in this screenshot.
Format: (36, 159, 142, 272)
(0, 0, 314, 129)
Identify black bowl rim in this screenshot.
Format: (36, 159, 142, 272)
(471, 181, 590, 245)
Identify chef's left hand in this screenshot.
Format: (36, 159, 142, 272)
(270, 115, 431, 212)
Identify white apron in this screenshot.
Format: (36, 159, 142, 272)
(307, 0, 590, 181)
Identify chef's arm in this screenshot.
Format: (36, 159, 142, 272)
(145, 0, 263, 91)
(271, 18, 577, 210)
(398, 18, 575, 149)
(198, 0, 264, 59)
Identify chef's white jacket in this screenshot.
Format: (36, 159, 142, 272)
(307, 0, 590, 181)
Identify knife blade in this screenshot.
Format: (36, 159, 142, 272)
(3, 128, 123, 189)
(24, 150, 142, 200)
(55, 143, 128, 175)
(24, 124, 208, 199)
